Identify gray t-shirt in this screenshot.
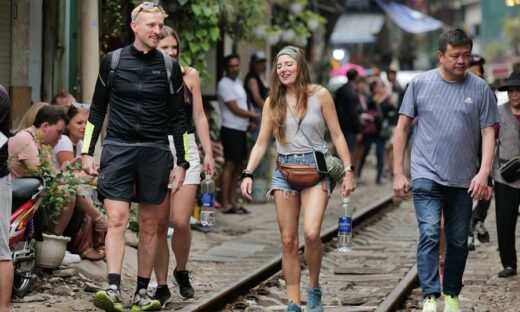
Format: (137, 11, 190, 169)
(400, 69, 500, 188)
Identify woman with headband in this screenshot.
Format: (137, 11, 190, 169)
(240, 46, 356, 312)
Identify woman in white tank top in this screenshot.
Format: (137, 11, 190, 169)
(240, 46, 356, 312)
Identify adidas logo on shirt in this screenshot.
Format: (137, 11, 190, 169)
(464, 97, 473, 104)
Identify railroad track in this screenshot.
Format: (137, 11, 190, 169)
(179, 195, 421, 312)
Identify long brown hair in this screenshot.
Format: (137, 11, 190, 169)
(160, 25, 192, 105)
(161, 26, 181, 59)
(269, 46, 312, 144)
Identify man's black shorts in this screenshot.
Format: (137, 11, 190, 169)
(220, 127, 247, 162)
(97, 144, 173, 205)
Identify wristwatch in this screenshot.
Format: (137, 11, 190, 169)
(177, 160, 190, 170)
(345, 164, 355, 173)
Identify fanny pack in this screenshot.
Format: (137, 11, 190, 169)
(499, 156, 520, 183)
(276, 160, 325, 189)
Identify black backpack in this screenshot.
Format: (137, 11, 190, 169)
(106, 48, 175, 94)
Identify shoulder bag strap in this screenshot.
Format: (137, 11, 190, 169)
(287, 103, 327, 153)
(107, 48, 122, 89)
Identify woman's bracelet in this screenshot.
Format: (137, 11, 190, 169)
(239, 170, 254, 181)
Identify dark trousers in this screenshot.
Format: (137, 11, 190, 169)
(473, 199, 490, 223)
(470, 178, 493, 231)
(470, 199, 491, 234)
(358, 134, 385, 183)
(495, 181, 520, 270)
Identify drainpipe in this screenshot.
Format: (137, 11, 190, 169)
(79, 0, 99, 103)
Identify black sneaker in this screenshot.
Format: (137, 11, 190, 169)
(475, 221, 490, 243)
(153, 286, 172, 308)
(498, 267, 517, 278)
(173, 269, 195, 298)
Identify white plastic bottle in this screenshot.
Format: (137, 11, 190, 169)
(200, 175, 215, 226)
(337, 196, 352, 252)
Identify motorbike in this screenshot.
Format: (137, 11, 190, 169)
(9, 176, 45, 298)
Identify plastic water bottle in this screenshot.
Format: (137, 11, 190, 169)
(337, 196, 352, 252)
(200, 175, 215, 226)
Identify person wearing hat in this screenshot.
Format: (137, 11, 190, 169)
(245, 51, 269, 135)
(493, 70, 520, 278)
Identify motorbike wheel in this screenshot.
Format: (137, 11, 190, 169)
(12, 271, 35, 298)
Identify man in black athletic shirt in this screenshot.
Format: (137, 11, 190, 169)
(82, 2, 189, 311)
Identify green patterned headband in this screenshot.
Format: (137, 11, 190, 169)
(276, 47, 299, 60)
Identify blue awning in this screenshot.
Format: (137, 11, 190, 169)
(375, 0, 443, 34)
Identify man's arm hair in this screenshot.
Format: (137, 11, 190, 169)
(82, 55, 112, 155)
(168, 60, 188, 165)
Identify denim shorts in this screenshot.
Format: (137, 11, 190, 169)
(268, 152, 331, 198)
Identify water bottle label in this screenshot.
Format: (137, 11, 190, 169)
(201, 192, 214, 207)
(338, 217, 352, 233)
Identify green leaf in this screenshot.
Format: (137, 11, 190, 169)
(189, 41, 200, 53)
(196, 29, 208, 38)
(209, 27, 220, 41)
(202, 5, 213, 16)
(191, 3, 202, 16)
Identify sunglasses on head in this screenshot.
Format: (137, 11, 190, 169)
(133, 2, 159, 20)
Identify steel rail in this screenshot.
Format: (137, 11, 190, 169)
(180, 193, 396, 312)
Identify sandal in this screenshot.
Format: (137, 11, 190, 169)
(236, 206, 250, 214)
(94, 215, 108, 232)
(81, 248, 105, 261)
(222, 207, 242, 214)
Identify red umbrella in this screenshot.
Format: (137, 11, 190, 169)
(329, 63, 366, 78)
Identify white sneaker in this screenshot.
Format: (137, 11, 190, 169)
(423, 295, 437, 312)
(444, 295, 461, 312)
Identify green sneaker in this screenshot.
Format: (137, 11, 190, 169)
(131, 288, 162, 311)
(444, 295, 461, 312)
(422, 295, 437, 312)
(93, 285, 124, 312)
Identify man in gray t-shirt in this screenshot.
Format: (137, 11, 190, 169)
(393, 29, 499, 311)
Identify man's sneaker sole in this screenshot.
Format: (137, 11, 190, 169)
(130, 299, 161, 312)
(94, 291, 124, 312)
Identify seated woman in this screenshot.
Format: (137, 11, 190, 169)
(9, 105, 76, 236)
(53, 106, 107, 260)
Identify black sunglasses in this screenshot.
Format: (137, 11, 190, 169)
(133, 2, 159, 20)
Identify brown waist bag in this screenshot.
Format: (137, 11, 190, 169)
(277, 161, 325, 188)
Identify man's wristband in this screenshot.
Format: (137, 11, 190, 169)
(239, 170, 253, 181)
(177, 160, 190, 170)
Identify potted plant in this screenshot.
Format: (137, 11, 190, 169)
(30, 144, 81, 269)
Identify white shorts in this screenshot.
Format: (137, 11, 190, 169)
(168, 133, 201, 186)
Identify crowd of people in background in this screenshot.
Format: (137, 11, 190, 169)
(334, 66, 403, 185)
